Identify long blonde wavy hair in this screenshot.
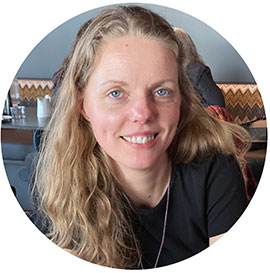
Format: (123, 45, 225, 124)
(33, 5, 251, 269)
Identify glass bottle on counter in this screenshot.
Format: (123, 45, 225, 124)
(9, 78, 20, 106)
(3, 92, 12, 115)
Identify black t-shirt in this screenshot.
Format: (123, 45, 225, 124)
(133, 154, 248, 268)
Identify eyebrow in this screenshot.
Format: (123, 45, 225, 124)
(100, 80, 128, 87)
(100, 79, 178, 88)
(149, 79, 178, 89)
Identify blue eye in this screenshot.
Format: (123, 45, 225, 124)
(155, 89, 169, 97)
(109, 90, 122, 98)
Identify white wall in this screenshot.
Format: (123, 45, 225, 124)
(15, 3, 255, 83)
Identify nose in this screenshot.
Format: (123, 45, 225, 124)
(128, 94, 157, 124)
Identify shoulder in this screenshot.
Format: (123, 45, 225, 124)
(174, 153, 236, 169)
(171, 153, 246, 210)
(194, 153, 239, 169)
(172, 153, 242, 182)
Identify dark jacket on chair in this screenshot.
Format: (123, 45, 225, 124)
(187, 61, 225, 108)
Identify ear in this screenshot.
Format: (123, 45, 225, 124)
(79, 95, 90, 121)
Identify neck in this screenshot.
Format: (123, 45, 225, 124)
(114, 155, 171, 209)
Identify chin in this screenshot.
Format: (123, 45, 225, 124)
(119, 155, 161, 171)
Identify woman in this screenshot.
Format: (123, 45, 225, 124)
(33, 6, 251, 269)
(174, 27, 225, 108)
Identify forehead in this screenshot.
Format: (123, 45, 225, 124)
(90, 36, 178, 82)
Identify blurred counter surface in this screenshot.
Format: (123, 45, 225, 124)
(2, 107, 49, 130)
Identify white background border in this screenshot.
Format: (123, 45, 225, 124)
(0, 0, 269, 272)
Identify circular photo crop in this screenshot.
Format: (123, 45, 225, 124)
(1, 2, 267, 271)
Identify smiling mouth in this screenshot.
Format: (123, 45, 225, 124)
(120, 133, 158, 144)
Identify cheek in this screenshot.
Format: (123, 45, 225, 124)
(85, 102, 123, 139)
(166, 103, 181, 130)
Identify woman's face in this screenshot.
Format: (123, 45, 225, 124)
(82, 36, 181, 171)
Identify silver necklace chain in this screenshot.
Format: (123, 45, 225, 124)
(141, 175, 171, 269)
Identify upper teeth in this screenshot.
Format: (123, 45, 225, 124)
(122, 135, 155, 144)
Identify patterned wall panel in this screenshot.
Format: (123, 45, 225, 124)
(217, 83, 266, 124)
(18, 79, 54, 107)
